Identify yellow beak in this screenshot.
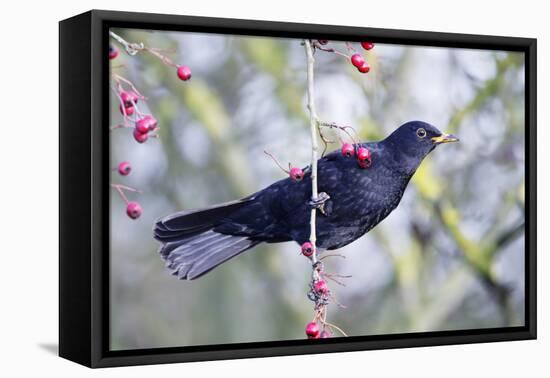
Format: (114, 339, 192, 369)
(431, 133, 459, 145)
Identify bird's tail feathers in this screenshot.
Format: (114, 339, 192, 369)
(154, 197, 259, 280)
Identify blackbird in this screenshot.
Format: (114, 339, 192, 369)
(154, 121, 458, 280)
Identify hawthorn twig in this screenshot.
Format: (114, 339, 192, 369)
(263, 150, 290, 174)
(111, 183, 140, 204)
(323, 321, 349, 337)
(312, 41, 350, 59)
(109, 124, 133, 131)
(110, 31, 180, 67)
(304, 40, 320, 277)
(304, 39, 349, 338)
(110, 31, 144, 55)
(319, 121, 361, 145)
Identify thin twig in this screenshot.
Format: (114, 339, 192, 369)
(111, 183, 140, 204)
(320, 253, 347, 261)
(312, 41, 350, 59)
(323, 321, 349, 337)
(109, 124, 133, 131)
(263, 150, 290, 174)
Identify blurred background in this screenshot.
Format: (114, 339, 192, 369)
(109, 28, 525, 351)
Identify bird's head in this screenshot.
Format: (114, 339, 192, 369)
(384, 121, 459, 173)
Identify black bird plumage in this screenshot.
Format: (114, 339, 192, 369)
(154, 121, 458, 280)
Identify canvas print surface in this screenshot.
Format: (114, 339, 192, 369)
(108, 28, 525, 351)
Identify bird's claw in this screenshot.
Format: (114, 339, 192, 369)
(308, 192, 331, 216)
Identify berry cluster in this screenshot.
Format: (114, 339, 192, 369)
(119, 90, 139, 116)
(299, 237, 346, 339)
(133, 115, 159, 144)
(110, 32, 193, 220)
(304, 276, 334, 339)
(340, 143, 372, 168)
(264, 141, 372, 186)
(314, 40, 375, 75)
(113, 84, 161, 145)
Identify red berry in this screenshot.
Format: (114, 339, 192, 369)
(341, 143, 355, 157)
(350, 53, 365, 68)
(109, 45, 119, 59)
(126, 201, 142, 219)
(120, 91, 139, 107)
(289, 167, 304, 182)
(135, 117, 152, 134)
(301, 242, 315, 257)
(117, 161, 131, 176)
(305, 322, 320, 338)
(361, 42, 375, 50)
(314, 280, 329, 295)
(120, 104, 135, 116)
(143, 115, 158, 130)
(357, 147, 372, 168)
(177, 65, 192, 81)
(133, 129, 148, 143)
(357, 62, 370, 73)
(318, 40, 328, 45)
(320, 330, 331, 338)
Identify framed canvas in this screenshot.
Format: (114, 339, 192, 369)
(59, 10, 537, 368)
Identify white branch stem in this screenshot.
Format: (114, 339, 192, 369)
(304, 40, 320, 277)
(109, 31, 144, 56)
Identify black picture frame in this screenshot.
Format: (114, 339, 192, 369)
(59, 9, 537, 368)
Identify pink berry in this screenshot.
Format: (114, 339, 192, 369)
(361, 42, 375, 50)
(320, 330, 331, 338)
(357, 147, 372, 168)
(120, 104, 135, 116)
(109, 45, 119, 59)
(305, 322, 320, 338)
(120, 91, 139, 107)
(289, 167, 304, 182)
(126, 201, 142, 219)
(135, 117, 152, 134)
(117, 161, 131, 176)
(350, 53, 365, 68)
(357, 62, 370, 73)
(143, 115, 158, 130)
(177, 65, 192, 81)
(341, 143, 355, 157)
(314, 280, 329, 295)
(301, 242, 315, 257)
(133, 129, 148, 143)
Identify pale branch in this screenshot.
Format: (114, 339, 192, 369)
(304, 40, 320, 277)
(109, 31, 179, 67)
(303, 39, 350, 338)
(110, 31, 144, 56)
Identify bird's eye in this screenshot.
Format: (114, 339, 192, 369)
(416, 128, 427, 138)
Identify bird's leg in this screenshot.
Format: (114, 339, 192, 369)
(308, 192, 331, 216)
